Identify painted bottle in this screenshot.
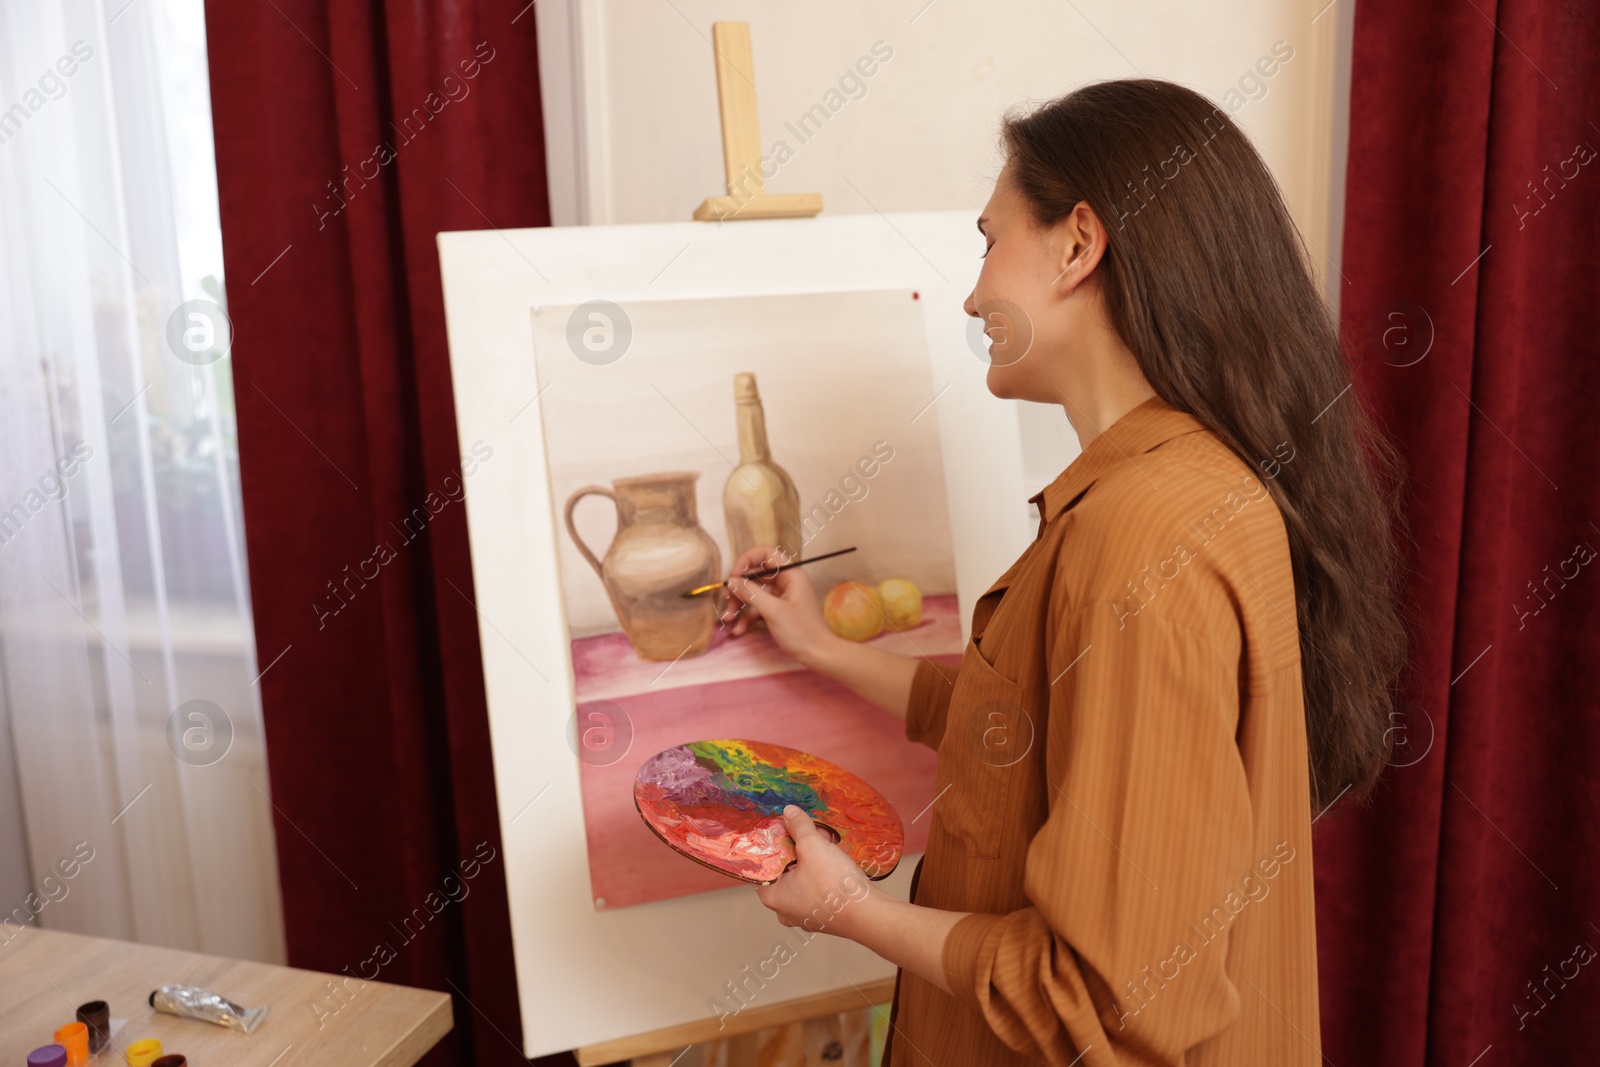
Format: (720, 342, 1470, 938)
(723, 372, 801, 567)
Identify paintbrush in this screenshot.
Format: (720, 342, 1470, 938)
(680, 546, 857, 598)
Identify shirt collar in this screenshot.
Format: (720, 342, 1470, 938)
(1028, 394, 1211, 538)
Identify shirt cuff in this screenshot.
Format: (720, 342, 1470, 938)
(905, 656, 960, 749)
(942, 911, 1005, 1010)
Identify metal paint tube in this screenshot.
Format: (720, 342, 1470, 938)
(148, 984, 269, 1034)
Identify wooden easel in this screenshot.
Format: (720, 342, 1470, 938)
(572, 22, 891, 1066)
(575, 977, 893, 1066)
(693, 22, 824, 222)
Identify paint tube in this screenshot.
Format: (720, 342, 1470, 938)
(148, 984, 269, 1034)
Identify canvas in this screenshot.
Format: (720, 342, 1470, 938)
(531, 288, 963, 909)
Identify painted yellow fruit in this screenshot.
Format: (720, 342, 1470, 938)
(823, 580, 885, 642)
(877, 578, 922, 629)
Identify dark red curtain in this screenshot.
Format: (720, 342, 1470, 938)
(1320, 1, 1599, 1063)
(203, 3, 557, 1064)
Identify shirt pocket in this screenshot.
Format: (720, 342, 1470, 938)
(933, 636, 1032, 859)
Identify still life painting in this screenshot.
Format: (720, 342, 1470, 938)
(531, 288, 962, 909)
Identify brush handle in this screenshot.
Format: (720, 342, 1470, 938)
(737, 545, 856, 581)
(682, 546, 857, 597)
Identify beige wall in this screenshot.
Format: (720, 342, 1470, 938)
(534, 0, 1352, 502)
(537, 1, 1345, 266)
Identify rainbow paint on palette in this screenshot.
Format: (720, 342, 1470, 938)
(633, 739, 904, 885)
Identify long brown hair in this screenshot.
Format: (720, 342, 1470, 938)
(1001, 79, 1408, 809)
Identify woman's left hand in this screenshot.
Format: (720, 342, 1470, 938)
(755, 805, 879, 938)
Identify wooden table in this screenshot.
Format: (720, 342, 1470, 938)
(0, 926, 452, 1067)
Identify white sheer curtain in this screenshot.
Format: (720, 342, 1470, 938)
(0, 0, 285, 962)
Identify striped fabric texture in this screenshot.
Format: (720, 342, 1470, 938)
(883, 396, 1322, 1067)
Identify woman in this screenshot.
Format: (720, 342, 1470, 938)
(721, 79, 1407, 1066)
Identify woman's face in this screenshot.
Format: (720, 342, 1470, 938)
(964, 166, 1107, 404)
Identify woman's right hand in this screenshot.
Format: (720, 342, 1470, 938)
(721, 545, 837, 668)
(723, 545, 921, 720)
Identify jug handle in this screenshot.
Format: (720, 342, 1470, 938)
(564, 485, 616, 579)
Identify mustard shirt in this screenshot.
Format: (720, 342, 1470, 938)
(884, 395, 1322, 1066)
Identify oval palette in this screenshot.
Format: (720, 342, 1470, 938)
(633, 739, 904, 886)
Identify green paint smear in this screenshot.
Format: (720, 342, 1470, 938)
(690, 741, 821, 811)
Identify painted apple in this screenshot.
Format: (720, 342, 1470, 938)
(876, 578, 922, 629)
(823, 580, 885, 642)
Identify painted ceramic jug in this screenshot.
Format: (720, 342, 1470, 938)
(564, 472, 722, 661)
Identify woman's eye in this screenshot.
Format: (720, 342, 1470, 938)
(980, 244, 993, 260)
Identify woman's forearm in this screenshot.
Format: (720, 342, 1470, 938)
(799, 635, 920, 721)
(842, 890, 967, 995)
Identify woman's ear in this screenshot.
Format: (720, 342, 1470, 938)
(1051, 200, 1110, 297)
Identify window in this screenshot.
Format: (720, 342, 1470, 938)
(0, 0, 284, 961)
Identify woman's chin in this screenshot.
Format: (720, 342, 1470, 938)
(984, 360, 1028, 399)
